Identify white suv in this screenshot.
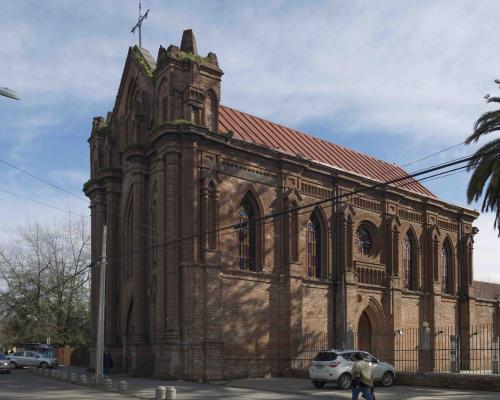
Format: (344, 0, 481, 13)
(309, 349, 395, 389)
(7, 351, 58, 369)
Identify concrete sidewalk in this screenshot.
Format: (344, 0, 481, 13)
(51, 367, 313, 399)
(50, 367, 500, 399)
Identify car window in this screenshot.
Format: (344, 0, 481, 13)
(314, 352, 337, 361)
(13, 351, 24, 357)
(342, 352, 356, 361)
(26, 352, 37, 358)
(0, 354, 5, 360)
(362, 352, 377, 363)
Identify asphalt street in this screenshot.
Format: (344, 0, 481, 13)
(0, 369, 129, 400)
(1, 369, 499, 399)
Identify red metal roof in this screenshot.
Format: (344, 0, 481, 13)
(218, 105, 435, 198)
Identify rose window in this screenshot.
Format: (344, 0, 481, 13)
(355, 226, 372, 255)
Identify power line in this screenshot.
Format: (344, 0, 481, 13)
(1, 148, 491, 268)
(1, 148, 491, 291)
(0, 139, 469, 240)
(0, 158, 176, 241)
(101, 149, 495, 263)
(0, 188, 87, 218)
(3, 149, 491, 314)
(0, 136, 472, 249)
(0, 158, 88, 202)
(8, 149, 495, 267)
(0, 133, 481, 344)
(400, 142, 465, 168)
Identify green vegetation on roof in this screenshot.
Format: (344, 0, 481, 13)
(132, 46, 154, 78)
(177, 51, 210, 64)
(171, 119, 191, 125)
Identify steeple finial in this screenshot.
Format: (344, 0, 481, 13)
(180, 29, 198, 55)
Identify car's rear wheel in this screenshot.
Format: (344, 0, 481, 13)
(381, 371, 394, 386)
(312, 380, 325, 388)
(40, 362, 48, 369)
(9, 362, 17, 369)
(338, 373, 352, 390)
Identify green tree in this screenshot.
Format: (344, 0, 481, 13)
(0, 217, 90, 347)
(466, 80, 500, 234)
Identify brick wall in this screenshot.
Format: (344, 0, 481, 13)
(222, 273, 273, 379)
(397, 372, 500, 391)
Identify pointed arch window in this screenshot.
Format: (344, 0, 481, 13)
(290, 201, 299, 263)
(162, 96, 168, 121)
(442, 241, 452, 294)
(206, 90, 218, 132)
(403, 232, 415, 289)
(125, 199, 134, 279)
(151, 203, 158, 269)
(238, 194, 258, 271)
(207, 182, 217, 249)
(307, 211, 322, 278)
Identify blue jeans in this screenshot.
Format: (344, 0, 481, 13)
(352, 383, 373, 400)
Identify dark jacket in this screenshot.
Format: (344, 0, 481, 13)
(103, 354, 113, 368)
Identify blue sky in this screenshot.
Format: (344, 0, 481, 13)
(0, 0, 498, 281)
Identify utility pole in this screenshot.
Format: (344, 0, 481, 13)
(96, 225, 107, 385)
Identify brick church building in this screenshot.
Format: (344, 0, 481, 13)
(84, 30, 500, 380)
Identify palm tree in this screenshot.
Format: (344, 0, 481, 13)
(465, 80, 500, 234)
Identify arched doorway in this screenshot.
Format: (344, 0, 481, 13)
(357, 311, 373, 353)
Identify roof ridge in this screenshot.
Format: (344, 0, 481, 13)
(219, 104, 435, 198)
(219, 105, 408, 172)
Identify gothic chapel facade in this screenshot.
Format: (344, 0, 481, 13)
(84, 30, 498, 380)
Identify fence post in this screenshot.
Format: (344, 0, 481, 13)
(346, 326, 354, 349)
(450, 335, 459, 373)
(492, 336, 499, 374)
(419, 322, 431, 373)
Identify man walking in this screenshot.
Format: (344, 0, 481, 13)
(351, 353, 374, 400)
(103, 352, 113, 376)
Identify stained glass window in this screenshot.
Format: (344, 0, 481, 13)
(307, 212, 322, 278)
(238, 196, 257, 271)
(442, 243, 451, 294)
(290, 203, 298, 262)
(403, 233, 414, 289)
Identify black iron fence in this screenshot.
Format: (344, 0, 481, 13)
(291, 331, 330, 369)
(291, 324, 500, 375)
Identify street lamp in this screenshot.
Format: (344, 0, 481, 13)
(0, 87, 20, 100)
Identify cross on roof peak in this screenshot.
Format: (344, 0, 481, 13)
(130, 0, 150, 48)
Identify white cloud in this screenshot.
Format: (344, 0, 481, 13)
(0, 187, 89, 241)
(193, 0, 500, 144)
(48, 169, 89, 188)
(473, 213, 500, 283)
(0, 0, 499, 283)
